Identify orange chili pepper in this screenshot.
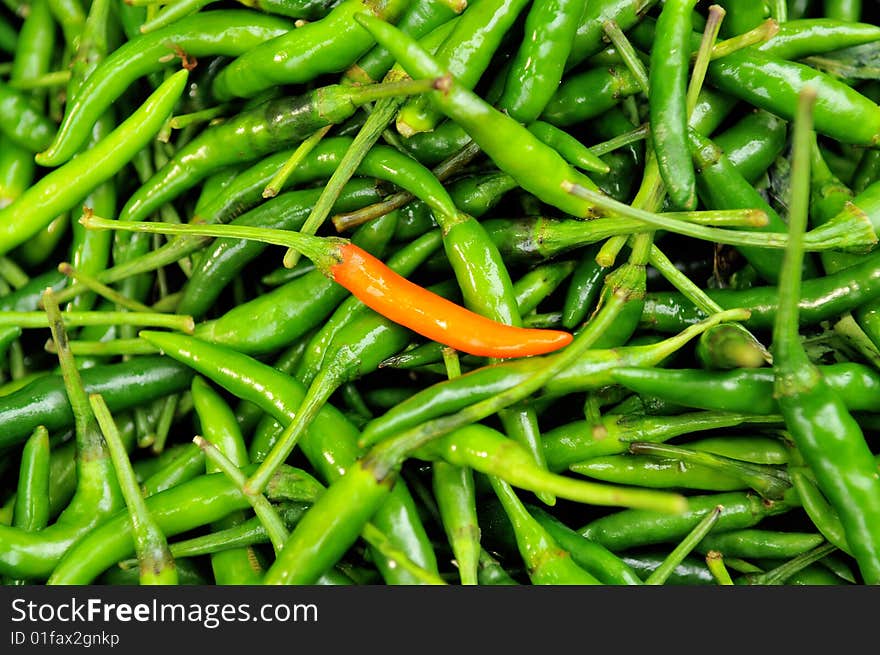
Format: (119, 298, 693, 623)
(329, 243, 574, 358)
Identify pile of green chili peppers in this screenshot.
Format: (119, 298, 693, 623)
(1, 0, 879, 587)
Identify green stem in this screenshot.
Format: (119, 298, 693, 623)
(602, 20, 649, 95)
(169, 105, 230, 130)
(360, 523, 448, 585)
(90, 393, 178, 585)
(193, 436, 289, 554)
(589, 123, 650, 158)
(709, 18, 779, 59)
(772, 87, 817, 366)
(648, 244, 724, 315)
(58, 262, 155, 313)
(244, 367, 339, 495)
(645, 504, 723, 585)
(43, 337, 159, 356)
(687, 4, 726, 118)
(8, 70, 71, 89)
(330, 141, 481, 232)
(265, 125, 332, 201)
(0, 256, 29, 288)
(565, 181, 874, 251)
(705, 550, 736, 585)
(293, 93, 407, 257)
(82, 213, 343, 271)
(747, 543, 838, 585)
(0, 310, 194, 332)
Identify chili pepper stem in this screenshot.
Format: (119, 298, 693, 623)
(330, 141, 481, 232)
(359, 523, 448, 585)
(193, 436, 289, 554)
(43, 337, 158, 356)
(81, 214, 346, 273)
(263, 125, 332, 201)
(629, 442, 792, 501)
(602, 20, 649, 95)
(687, 5, 726, 118)
(564, 181, 878, 251)
(0, 309, 195, 333)
(705, 550, 735, 585)
(292, 94, 406, 252)
(367, 281, 748, 477)
(644, 505, 723, 585)
(346, 75, 441, 106)
(50, 236, 206, 305)
(647, 244, 724, 316)
(168, 105, 230, 130)
(58, 261, 155, 313)
(243, 366, 340, 496)
(90, 393, 178, 585)
(419, 426, 688, 513)
(772, 87, 819, 372)
(746, 543, 838, 585)
(709, 19, 780, 59)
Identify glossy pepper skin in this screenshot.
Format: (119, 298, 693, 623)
(395, 0, 530, 137)
(648, 0, 698, 211)
(210, 0, 413, 100)
(496, 0, 583, 124)
(0, 81, 56, 153)
(177, 180, 383, 319)
(330, 244, 573, 358)
(610, 363, 880, 415)
(628, 16, 880, 147)
(117, 82, 428, 227)
(638, 250, 880, 332)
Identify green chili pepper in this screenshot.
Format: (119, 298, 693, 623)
(90, 393, 179, 585)
(0, 80, 56, 153)
(580, 491, 795, 552)
(343, 0, 462, 85)
(211, 0, 412, 100)
(610, 362, 880, 415)
(487, 476, 602, 585)
(649, 0, 699, 211)
(0, 356, 195, 449)
(771, 88, 880, 584)
(543, 411, 781, 473)
(46, 464, 323, 584)
(0, 69, 189, 258)
(2, 426, 51, 585)
(191, 376, 263, 584)
(116, 79, 436, 229)
(712, 109, 789, 186)
(0, 292, 125, 581)
(721, 0, 771, 38)
(360, 314, 753, 449)
(565, 0, 660, 71)
(396, 0, 530, 137)
(540, 65, 643, 129)
(177, 180, 382, 319)
(37, 10, 294, 166)
(495, 0, 583, 124)
(639, 250, 880, 332)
